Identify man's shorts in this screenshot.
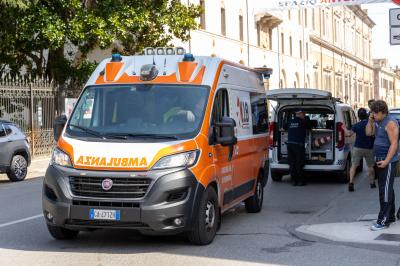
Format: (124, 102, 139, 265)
(351, 147, 375, 167)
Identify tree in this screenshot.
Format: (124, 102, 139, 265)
(0, 0, 201, 87)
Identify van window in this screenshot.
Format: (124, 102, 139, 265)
(212, 89, 229, 138)
(343, 111, 352, 130)
(250, 94, 268, 134)
(4, 125, 12, 135)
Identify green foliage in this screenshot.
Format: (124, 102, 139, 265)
(0, 0, 201, 87)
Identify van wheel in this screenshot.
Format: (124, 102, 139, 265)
(271, 171, 283, 182)
(47, 224, 79, 240)
(340, 159, 351, 183)
(7, 155, 28, 182)
(245, 178, 264, 213)
(188, 186, 219, 245)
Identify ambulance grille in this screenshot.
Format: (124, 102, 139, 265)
(69, 176, 151, 199)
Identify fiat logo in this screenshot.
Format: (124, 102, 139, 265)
(101, 178, 113, 191)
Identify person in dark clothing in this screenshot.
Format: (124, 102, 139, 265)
(282, 109, 310, 186)
(366, 100, 399, 231)
(342, 108, 376, 192)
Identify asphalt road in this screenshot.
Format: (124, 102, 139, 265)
(1, 171, 400, 266)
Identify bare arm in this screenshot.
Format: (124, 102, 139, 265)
(382, 121, 399, 165)
(342, 124, 354, 137)
(365, 114, 375, 136)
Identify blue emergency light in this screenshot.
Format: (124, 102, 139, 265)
(111, 53, 122, 62)
(183, 53, 195, 62)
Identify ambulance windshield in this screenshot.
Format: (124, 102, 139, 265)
(66, 84, 209, 140)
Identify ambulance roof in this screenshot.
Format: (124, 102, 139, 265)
(85, 54, 267, 93)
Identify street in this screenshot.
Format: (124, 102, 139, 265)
(1, 169, 400, 266)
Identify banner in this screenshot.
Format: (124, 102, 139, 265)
(257, 0, 392, 10)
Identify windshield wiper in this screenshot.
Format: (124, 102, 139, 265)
(105, 133, 179, 140)
(69, 124, 105, 139)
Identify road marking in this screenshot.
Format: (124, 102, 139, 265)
(0, 214, 43, 228)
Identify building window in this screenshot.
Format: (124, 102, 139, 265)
(322, 10, 325, 36)
(221, 8, 226, 36)
(269, 29, 273, 50)
(289, 36, 293, 56)
(314, 71, 319, 88)
(306, 42, 309, 60)
(312, 9, 315, 30)
(200, 0, 206, 30)
(281, 33, 285, 54)
(239, 14, 244, 41)
(305, 9, 308, 28)
(288, 10, 291, 20)
(299, 40, 303, 59)
(298, 9, 301, 25)
(257, 23, 261, 47)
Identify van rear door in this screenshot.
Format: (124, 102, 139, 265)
(265, 89, 336, 109)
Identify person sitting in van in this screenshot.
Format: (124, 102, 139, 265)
(281, 109, 311, 186)
(342, 108, 376, 192)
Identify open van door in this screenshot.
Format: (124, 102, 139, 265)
(265, 89, 337, 109)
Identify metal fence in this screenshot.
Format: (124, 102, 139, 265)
(0, 76, 58, 158)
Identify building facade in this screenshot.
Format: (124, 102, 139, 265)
(176, 1, 376, 108)
(373, 59, 400, 108)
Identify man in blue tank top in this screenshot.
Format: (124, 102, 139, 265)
(366, 100, 399, 231)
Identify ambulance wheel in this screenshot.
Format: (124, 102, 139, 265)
(188, 186, 219, 245)
(245, 177, 263, 213)
(271, 171, 283, 182)
(47, 224, 79, 240)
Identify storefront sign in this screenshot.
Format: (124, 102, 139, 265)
(258, 0, 392, 10)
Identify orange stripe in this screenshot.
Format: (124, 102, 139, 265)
(105, 62, 124, 81)
(178, 62, 198, 82)
(57, 136, 74, 163)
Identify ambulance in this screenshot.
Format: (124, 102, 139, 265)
(43, 47, 271, 245)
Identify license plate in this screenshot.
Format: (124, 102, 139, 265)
(89, 209, 120, 221)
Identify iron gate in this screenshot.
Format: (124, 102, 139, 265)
(0, 76, 58, 158)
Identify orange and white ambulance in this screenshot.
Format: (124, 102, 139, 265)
(43, 48, 271, 245)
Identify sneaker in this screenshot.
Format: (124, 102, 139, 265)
(370, 182, 376, 189)
(348, 183, 354, 192)
(370, 223, 387, 231)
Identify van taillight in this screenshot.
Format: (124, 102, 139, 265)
(268, 122, 276, 148)
(336, 122, 345, 149)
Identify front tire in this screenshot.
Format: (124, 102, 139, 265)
(244, 178, 264, 213)
(47, 224, 79, 240)
(7, 155, 28, 182)
(188, 186, 219, 245)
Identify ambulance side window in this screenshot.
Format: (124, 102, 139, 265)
(250, 94, 268, 134)
(212, 89, 229, 138)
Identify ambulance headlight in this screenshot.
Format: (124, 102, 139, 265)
(152, 150, 199, 170)
(51, 148, 73, 167)
(176, 47, 186, 55)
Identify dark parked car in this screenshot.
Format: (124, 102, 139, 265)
(0, 120, 31, 181)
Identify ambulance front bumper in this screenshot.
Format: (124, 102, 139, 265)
(42, 165, 205, 234)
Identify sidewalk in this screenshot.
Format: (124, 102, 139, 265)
(293, 175, 400, 249)
(0, 157, 50, 182)
(297, 219, 400, 247)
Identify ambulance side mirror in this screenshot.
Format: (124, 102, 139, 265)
(215, 117, 237, 147)
(54, 115, 67, 142)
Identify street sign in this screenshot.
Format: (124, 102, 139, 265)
(390, 27, 400, 45)
(389, 8, 400, 27)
